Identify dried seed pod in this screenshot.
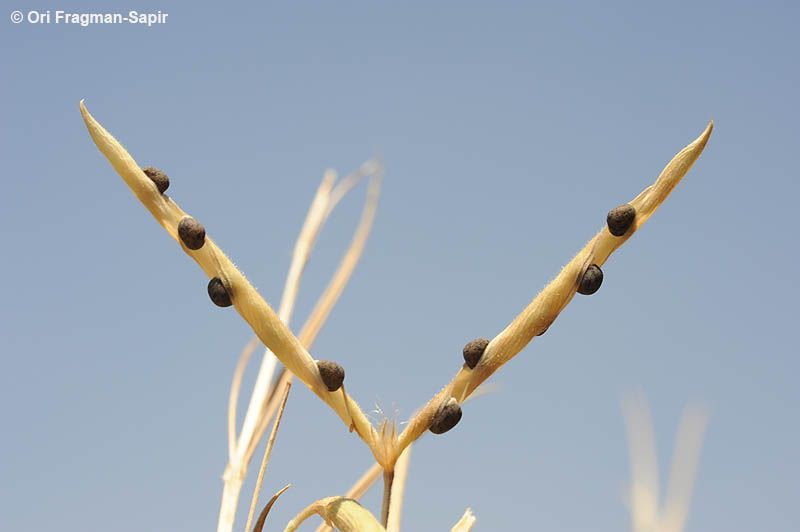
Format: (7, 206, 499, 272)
(207, 277, 232, 307)
(463, 337, 489, 369)
(178, 217, 206, 250)
(142, 166, 169, 194)
(578, 264, 603, 295)
(317, 360, 345, 392)
(606, 204, 636, 237)
(429, 397, 463, 435)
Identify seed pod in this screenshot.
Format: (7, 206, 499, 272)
(578, 264, 603, 295)
(463, 337, 489, 369)
(142, 166, 170, 194)
(430, 398, 462, 434)
(606, 204, 636, 237)
(178, 217, 206, 250)
(317, 360, 345, 392)
(207, 277, 232, 307)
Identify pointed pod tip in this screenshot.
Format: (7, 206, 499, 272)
(79, 100, 95, 130)
(689, 119, 714, 154)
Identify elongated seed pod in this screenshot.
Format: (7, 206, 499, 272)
(317, 360, 345, 392)
(430, 398, 462, 434)
(396, 121, 713, 459)
(80, 101, 381, 464)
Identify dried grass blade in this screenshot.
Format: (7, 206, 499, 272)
(244, 382, 292, 532)
(623, 393, 660, 532)
(299, 169, 383, 346)
(252, 484, 291, 532)
(220, 171, 338, 532)
(228, 336, 261, 461)
(243, 171, 384, 465)
(451, 508, 476, 532)
(234, 170, 336, 464)
(661, 405, 708, 532)
(386, 445, 413, 532)
(224, 163, 382, 531)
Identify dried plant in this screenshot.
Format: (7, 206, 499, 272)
(623, 393, 709, 532)
(80, 100, 712, 531)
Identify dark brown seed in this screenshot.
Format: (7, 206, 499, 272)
(142, 166, 170, 194)
(430, 398, 463, 435)
(317, 360, 345, 392)
(178, 217, 206, 250)
(463, 337, 489, 369)
(578, 264, 603, 295)
(606, 204, 636, 237)
(207, 277, 232, 307)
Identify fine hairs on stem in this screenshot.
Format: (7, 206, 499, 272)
(81, 100, 712, 531)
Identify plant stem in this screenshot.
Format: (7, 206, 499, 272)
(380, 470, 394, 527)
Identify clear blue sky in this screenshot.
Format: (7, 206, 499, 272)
(1, 2, 797, 530)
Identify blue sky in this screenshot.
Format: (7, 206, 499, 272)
(1, 2, 797, 530)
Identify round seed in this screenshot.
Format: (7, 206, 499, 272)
(606, 204, 636, 237)
(317, 360, 345, 392)
(178, 217, 206, 250)
(207, 277, 232, 307)
(430, 398, 463, 435)
(577, 264, 603, 295)
(463, 337, 489, 369)
(142, 166, 170, 194)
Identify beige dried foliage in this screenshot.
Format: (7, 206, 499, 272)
(81, 100, 712, 530)
(315, 463, 384, 532)
(244, 382, 292, 532)
(222, 162, 382, 532)
(228, 336, 261, 461)
(285, 497, 386, 532)
(623, 393, 709, 532)
(451, 508, 477, 532)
